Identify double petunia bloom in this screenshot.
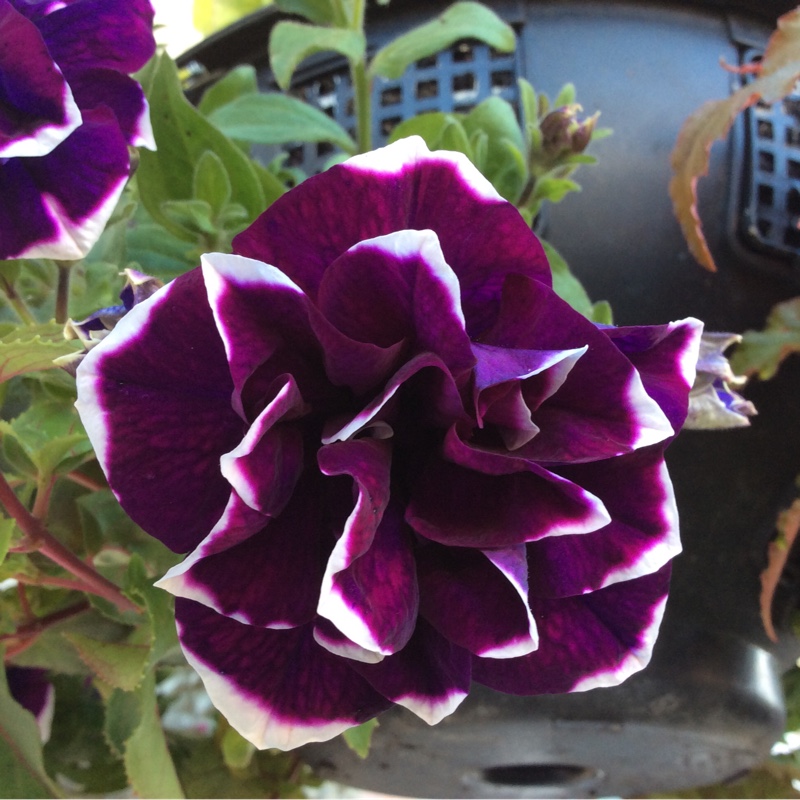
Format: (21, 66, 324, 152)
(76, 137, 703, 750)
(0, 0, 155, 260)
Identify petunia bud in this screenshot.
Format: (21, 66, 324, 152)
(540, 105, 598, 158)
(685, 332, 757, 429)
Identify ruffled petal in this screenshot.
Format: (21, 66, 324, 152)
(313, 618, 385, 664)
(0, 0, 81, 158)
(233, 137, 550, 335)
(36, 0, 155, 75)
(406, 427, 610, 548)
(472, 564, 671, 695)
(601, 318, 703, 431)
(318, 230, 474, 377)
(66, 67, 154, 148)
(486, 275, 674, 463)
(175, 600, 391, 749)
(76, 268, 242, 553)
(352, 618, 471, 725)
(527, 447, 680, 597)
(418, 543, 537, 658)
(160, 475, 329, 629)
(317, 441, 419, 655)
(220, 375, 305, 516)
(1, 106, 131, 259)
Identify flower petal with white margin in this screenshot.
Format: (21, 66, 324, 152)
(317, 441, 419, 656)
(76, 266, 242, 554)
(175, 599, 391, 749)
(322, 351, 466, 444)
(527, 446, 681, 598)
(313, 618, 385, 665)
(472, 563, 671, 695)
(486, 274, 674, 463)
(201, 252, 319, 419)
(219, 374, 305, 516)
(317, 229, 474, 378)
(232, 136, 551, 337)
(0, 0, 82, 158)
(406, 425, 611, 548)
(351, 617, 471, 725)
(418, 543, 538, 659)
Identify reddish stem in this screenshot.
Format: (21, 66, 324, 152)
(0, 473, 139, 614)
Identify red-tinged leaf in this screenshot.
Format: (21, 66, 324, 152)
(760, 497, 800, 642)
(670, 7, 800, 272)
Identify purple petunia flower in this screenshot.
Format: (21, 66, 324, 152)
(7, 666, 55, 742)
(0, 0, 156, 260)
(75, 137, 703, 750)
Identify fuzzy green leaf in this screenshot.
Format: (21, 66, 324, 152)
(0, 323, 80, 384)
(137, 52, 266, 240)
(63, 629, 151, 692)
(193, 151, 233, 217)
(543, 240, 597, 321)
(198, 65, 259, 117)
(369, 2, 516, 80)
(270, 21, 365, 89)
(274, 0, 336, 24)
(208, 92, 357, 153)
(123, 671, 185, 799)
(730, 296, 800, 379)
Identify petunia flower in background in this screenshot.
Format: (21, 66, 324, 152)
(75, 136, 703, 750)
(7, 666, 55, 743)
(0, 0, 156, 261)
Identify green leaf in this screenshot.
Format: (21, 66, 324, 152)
(123, 671, 185, 799)
(0, 516, 14, 564)
(270, 21, 365, 89)
(553, 82, 576, 107)
(63, 629, 151, 692)
(274, 0, 336, 25)
(730, 296, 800, 379)
(368, 1, 516, 80)
(590, 300, 613, 325)
(0, 659, 60, 798)
(104, 685, 145, 759)
(669, 7, 800, 271)
(342, 718, 378, 759)
(208, 92, 357, 153)
(532, 176, 581, 204)
(542, 240, 596, 320)
(137, 52, 266, 240)
(0, 322, 80, 384)
(221, 724, 256, 771)
(198, 65, 259, 117)
(193, 0, 272, 36)
(193, 151, 233, 217)
(388, 111, 460, 148)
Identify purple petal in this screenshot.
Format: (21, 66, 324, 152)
(0, 0, 81, 158)
(201, 253, 328, 420)
(527, 447, 680, 597)
(35, 0, 155, 75)
(406, 426, 610, 548)
(351, 617, 471, 725)
(472, 343, 586, 449)
(6, 666, 54, 742)
(313, 618, 386, 664)
(233, 137, 550, 336)
(175, 599, 391, 749)
(317, 441, 419, 656)
(220, 375, 305, 516)
(322, 352, 467, 444)
(601, 318, 703, 431)
(317, 230, 474, 377)
(76, 268, 243, 553)
(66, 67, 154, 148)
(486, 275, 673, 463)
(418, 543, 537, 658)
(472, 564, 671, 695)
(1, 105, 130, 259)
(160, 475, 331, 629)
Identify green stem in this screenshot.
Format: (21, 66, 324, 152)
(54, 261, 73, 324)
(349, 0, 371, 153)
(0, 472, 139, 614)
(0, 274, 36, 325)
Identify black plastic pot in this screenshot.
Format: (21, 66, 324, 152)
(179, 1, 800, 796)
